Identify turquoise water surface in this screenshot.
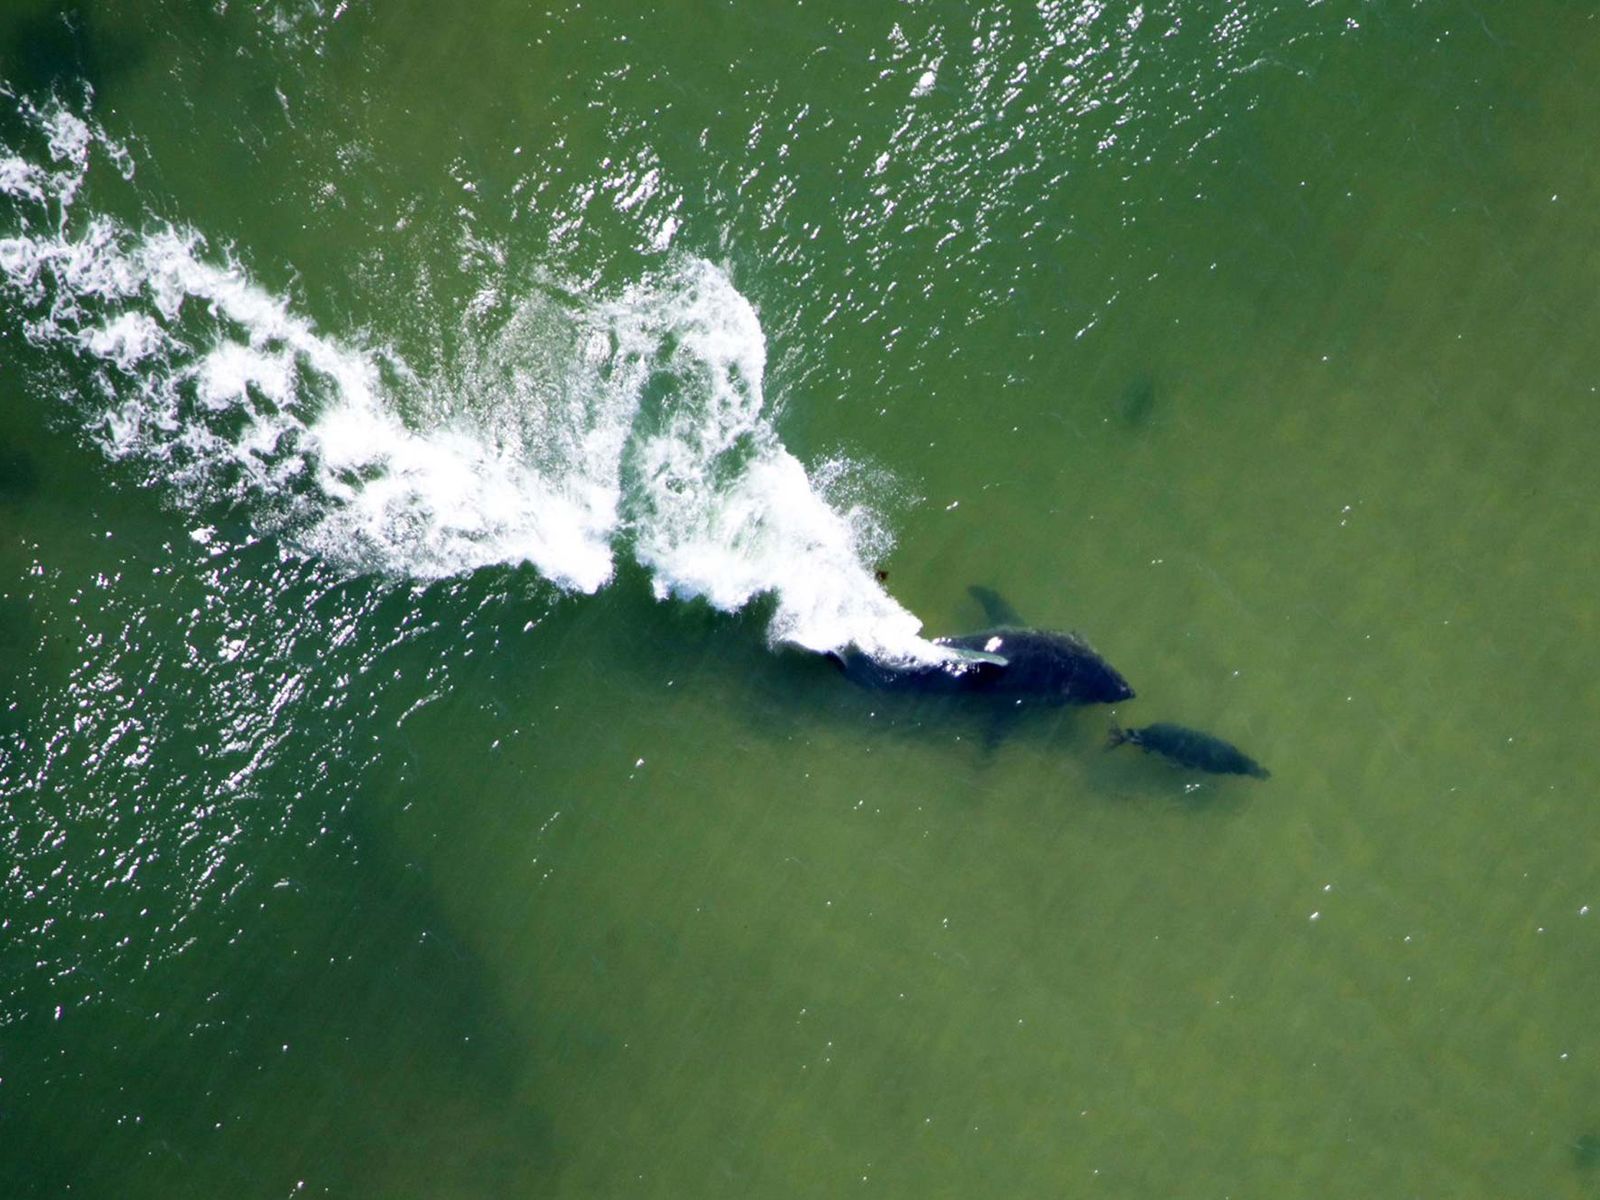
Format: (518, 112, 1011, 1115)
(3, 2, 1600, 1196)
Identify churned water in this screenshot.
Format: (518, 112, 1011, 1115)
(3, 2, 1600, 1197)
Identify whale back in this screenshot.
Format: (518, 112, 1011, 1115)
(936, 628, 1133, 704)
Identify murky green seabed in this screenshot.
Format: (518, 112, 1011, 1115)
(3, 1, 1600, 1197)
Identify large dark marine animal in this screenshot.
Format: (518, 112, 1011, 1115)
(1106, 722, 1269, 778)
(830, 586, 1134, 707)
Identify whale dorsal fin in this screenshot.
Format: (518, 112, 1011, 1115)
(968, 585, 1024, 628)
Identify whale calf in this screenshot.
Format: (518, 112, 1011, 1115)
(1106, 722, 1269, 778)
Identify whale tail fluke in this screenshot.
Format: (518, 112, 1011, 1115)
(1105, 724, 1129, 751)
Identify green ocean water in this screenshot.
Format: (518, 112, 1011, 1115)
(4, 1, 1600, 1197)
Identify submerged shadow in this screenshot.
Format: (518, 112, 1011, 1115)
(0, 745, 556, 1200)
(386, 559, 1283, 828)
(0, 449, 40, 503)
(1, 1, 148, 102)
(1118, 373, 1158, 427)
(445, 563, 1148, 786)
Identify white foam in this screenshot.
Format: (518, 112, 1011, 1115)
(1, 111, 626, 591)
(0, 100, 948, 663)
(641, 447, 935, 660)
(80, 311, 167, 370)
(0, 156, 47, 203)
(604, 259, 947, 663)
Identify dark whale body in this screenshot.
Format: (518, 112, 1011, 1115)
(833, 627, 1134, 706)
(1107, 722, 1269, 778)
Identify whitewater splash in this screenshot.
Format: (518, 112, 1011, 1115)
(0, 98, 945, 665)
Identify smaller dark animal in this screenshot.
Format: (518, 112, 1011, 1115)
(1107, 722, 1269, 779)
(1573, 1132, 1600, 1172)
(1119, 375, 1157, 426)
